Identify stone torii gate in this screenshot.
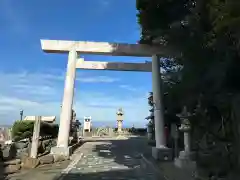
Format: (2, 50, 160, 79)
(40, 39, 172, 160)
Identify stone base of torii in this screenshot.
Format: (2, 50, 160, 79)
(40, 39, 173, 160)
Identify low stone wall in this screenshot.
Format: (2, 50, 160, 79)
(0, 138, 57, 176)
(0, 139, 84, 176)
(1, 138, 57, 161)
(0, 153, 65, 176)
(0, 159, 22, 175)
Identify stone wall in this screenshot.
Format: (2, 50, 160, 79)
(0, 139, 83, 177)
(0, 138, 57, 177)
(0, 138, 57, 161)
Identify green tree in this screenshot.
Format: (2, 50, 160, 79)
(137, 0, 240, 114)
(12, 120, 34, 141)
(11, 120, 59, 141)
(137, 0, 240, 172)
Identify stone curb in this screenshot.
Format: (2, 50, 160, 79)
(53, 141, 87, 179)
(140, 153, 169, 180)
(56, 152, 84, 180)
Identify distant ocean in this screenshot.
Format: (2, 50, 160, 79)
(82, 121, 146, 128)
(0, 120, 146, 129)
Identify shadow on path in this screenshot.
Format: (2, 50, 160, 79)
(91, 136, 150, 168)
(52, 168, 162, 180)
(49, 137, 161, 180)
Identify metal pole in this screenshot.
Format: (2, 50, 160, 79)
(20, 110, 23, 121)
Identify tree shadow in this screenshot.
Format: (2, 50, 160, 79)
(51, 168, 160, 180)
(90, 137, 150, 168)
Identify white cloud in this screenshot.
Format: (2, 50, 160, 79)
(119, 85, 137, 92)
(76, 76, 119, 83)
(0, 70, 148, 127)
(0, 70, 119, 89)
(12, 84, 56, 95)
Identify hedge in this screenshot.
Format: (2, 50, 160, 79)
(114, 128, 147, 134)
(11, 120, 59, 141)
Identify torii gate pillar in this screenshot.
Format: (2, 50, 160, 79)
(151, 55, 172, 160)
(51, 50, 77, 157)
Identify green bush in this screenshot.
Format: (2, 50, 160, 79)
(11, 120, 59, 141)
(12, 120, 34, 140)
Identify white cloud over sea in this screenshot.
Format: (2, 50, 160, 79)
(0, 70, 149, 127)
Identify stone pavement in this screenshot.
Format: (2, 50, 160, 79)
(6, 137, 165, 180)
(142, 152, 195, 180)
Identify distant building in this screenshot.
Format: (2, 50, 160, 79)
(0, 127, 11, 142)
(83, 116, 92, 132)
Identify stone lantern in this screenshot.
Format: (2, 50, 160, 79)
(174, 106, 196, 169)
(145, 92, 155, 141)
(116, 108, 124, 132)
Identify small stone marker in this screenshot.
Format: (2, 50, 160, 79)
(30, 116, 41, 158)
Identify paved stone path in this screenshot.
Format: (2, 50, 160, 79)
(8, 137, 165, 180)
(58, 137, 163, 180)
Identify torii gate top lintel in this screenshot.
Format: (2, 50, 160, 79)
(40, 39, 172, 57)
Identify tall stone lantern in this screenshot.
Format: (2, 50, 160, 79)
(175, 106, 196, 169)
(146, 92, 155, 141)
(116, 108, 124, 133)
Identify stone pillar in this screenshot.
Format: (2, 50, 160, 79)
(147, 121, 154, 141)
(184, 130, 190, 153)
(30, 116, 41, 158)
(117, 120, 123, 132)
(151, 55, 172, 161)
(53, 50, 77, 156)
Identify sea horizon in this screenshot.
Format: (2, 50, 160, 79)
(0, 120, 146, 129)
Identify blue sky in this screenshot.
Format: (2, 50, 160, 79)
(0, 0, 152, 127)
